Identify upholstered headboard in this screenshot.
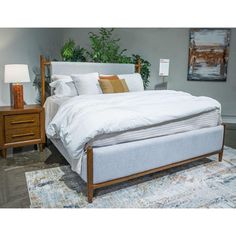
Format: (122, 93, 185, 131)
(51, 62, 135, 76)
(40, 55, 141, 105)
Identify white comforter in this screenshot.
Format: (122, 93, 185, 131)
(47, 90, 221, 171)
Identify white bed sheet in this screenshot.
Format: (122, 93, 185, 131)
(44, 96, 71, 128)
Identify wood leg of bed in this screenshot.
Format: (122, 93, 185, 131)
(219, 123, 226, 162)
(87, 187, 94, 203)
(87, 146, 94, 203)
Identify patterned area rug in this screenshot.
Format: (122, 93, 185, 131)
(25, 147, 236, 208)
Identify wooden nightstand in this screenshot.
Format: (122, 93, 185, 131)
(0, 105, 45, 158)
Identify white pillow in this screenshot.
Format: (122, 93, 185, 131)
(50, 75, 78, 96)
(51, 74, 72, 82)
(118, 73, 144, 91)
(71, 73, 102, 95)
(49, 80, 72, 97)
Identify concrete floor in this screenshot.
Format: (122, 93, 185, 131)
(0, 143, 68, 208)
(0, 125, 235, 208)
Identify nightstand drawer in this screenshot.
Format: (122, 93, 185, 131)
(5, 113, 39, 129)
(5, 127, 40, 143)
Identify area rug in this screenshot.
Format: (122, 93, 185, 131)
(25, 147, 236, 208)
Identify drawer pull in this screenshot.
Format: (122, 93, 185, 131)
(11, 120, 35, 125)
(11, 133, 34, 138)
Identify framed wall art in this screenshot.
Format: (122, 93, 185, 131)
(188, 29, 230, 81)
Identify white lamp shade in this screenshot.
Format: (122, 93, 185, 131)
(4, 64, 30, 83)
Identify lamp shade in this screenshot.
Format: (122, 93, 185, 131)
(4, 64, 30, 83)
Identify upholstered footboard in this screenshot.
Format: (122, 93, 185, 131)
(81, 125, 225, 203)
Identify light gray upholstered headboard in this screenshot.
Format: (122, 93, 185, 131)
(51, 62, 135, 75)
(40, 55, 138, 105)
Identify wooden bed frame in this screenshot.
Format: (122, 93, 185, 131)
(40, 55, 225, 203)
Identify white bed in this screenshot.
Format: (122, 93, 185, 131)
(45, 91, 223, 182)
(40, 57, 225, 203)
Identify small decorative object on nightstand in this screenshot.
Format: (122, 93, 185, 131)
(4, 64, 30, 109)
(0, 105, 45, 158)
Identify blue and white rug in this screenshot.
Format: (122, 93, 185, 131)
(25, 147, 236, 208)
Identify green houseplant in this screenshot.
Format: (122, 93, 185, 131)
(32, 64, 51, 103)
(87, 28, 151, 88)
(87, 28, 128, 63)
(131, 54, 151, 89)
(61, 39, 87, 62)
(60, 29, 151, 88)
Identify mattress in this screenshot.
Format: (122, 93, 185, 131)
(45, 95, 221, 148)
(90, 109, 221, 147)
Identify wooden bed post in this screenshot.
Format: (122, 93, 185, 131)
(40, 55, 46, 106)
(87, 146, 94, 203)
(218, 123, 226, 162)
(135, 58, 141, 74)
(40, 55, 51, 148)
(40, 55, 51, 106)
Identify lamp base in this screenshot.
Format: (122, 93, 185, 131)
(12, 84, 24, 109)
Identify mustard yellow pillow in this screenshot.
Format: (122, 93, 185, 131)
(99, 79, 129, 93)
(99, 75, 119, 80)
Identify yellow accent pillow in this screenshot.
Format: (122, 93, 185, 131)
(99, 79, 129, 93)
(99, 75, 119, 80)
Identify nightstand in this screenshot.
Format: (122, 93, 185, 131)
(0, 105, 45, 158)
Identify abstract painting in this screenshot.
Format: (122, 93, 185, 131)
(188, 29, 230, 81)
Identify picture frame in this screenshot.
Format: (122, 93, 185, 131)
(187, 29, 231, 82)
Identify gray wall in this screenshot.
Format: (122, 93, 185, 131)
(0, 28, 235, 116)
(62, 28, 236, 116)
(0, 28, 64, 106)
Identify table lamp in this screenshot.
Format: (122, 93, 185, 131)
(4, 64, 30, 109)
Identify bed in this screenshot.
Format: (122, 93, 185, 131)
(40, 56, 225, 203)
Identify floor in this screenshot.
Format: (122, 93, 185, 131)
(0, 143, 68, 208)
(0, 125, 235, 208)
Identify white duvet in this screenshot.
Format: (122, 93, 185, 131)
(47, 90, 221, 172)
